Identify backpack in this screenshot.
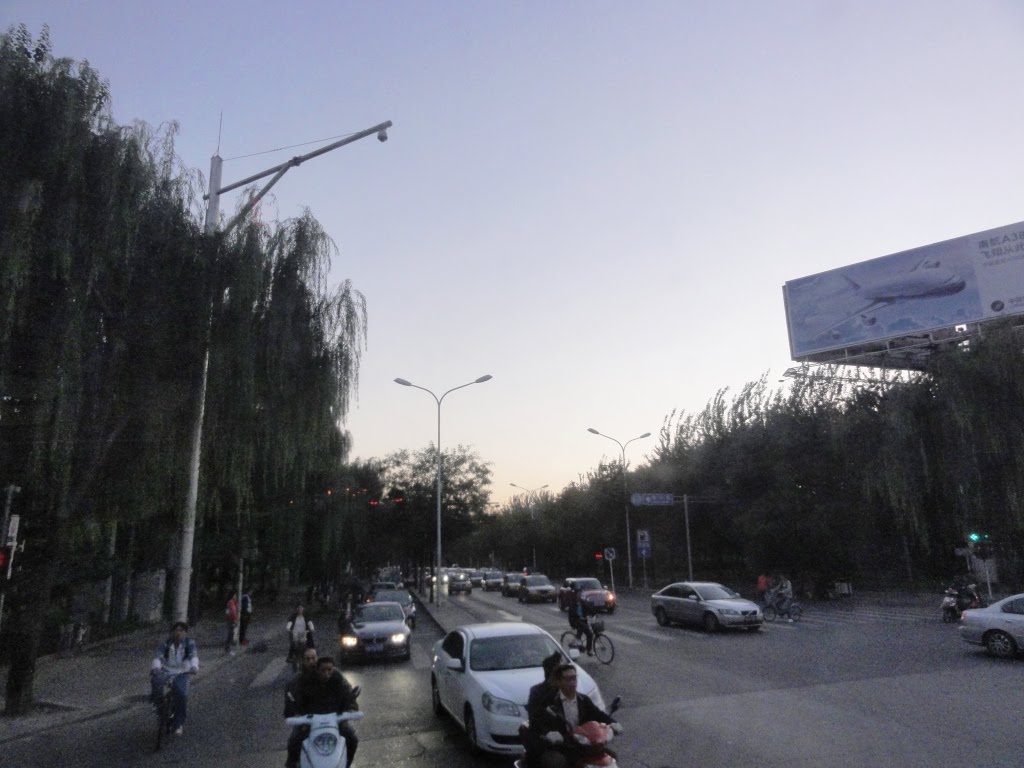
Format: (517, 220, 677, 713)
(241, 594, 253, 614)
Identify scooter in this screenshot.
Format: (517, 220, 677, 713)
(285, 710, 364, 768)
(942, 583, 983, 622)
(941, 588, 960, 623)
(514, 696, 622, 768)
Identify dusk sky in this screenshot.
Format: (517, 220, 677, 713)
(9, 2, 1024, 504)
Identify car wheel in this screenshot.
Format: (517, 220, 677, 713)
(431, 676, 443, 716)
(985, 630, 1018, 659)
(703, 612, 720, 633)
(654, 607, 669, 627)
(464, 706, 481, 753)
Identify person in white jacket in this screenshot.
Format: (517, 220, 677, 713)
(150, 621, 199, 735)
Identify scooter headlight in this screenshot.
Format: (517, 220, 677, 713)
(341, 635, 359, 648)
(312, 732, 338, 756)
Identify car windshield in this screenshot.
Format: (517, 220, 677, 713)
(470, 634, 563, 671)
(525, 575, 551, 586)
(354, 603, 405, 623)
(695, 584, 740, 600)
(574, 578, 602, 591)
(450, 572, 468, 581)
(373, 590, 411, 606)
(485, 571, 502, 579)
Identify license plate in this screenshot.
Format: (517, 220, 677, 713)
(366, 643, 384, 653)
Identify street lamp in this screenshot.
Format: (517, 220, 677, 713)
(395, 375, 493, 606)
(587, 427, 651, 589)
(510, 483, 548, 571)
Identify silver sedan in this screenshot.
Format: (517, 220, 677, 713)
(959, 593, 1024, 659)
(651, 581, 763, 632)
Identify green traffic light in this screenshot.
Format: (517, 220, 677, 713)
(968, 532, 980, 542)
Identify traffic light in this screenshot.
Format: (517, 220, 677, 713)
(969, 532, 994, 560)
(595, 552, 603, 560)
(968, 532, 981, 543)
(0, 548, 6, 571)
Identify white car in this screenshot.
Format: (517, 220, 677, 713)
(959, 592, 1024, 658)
(430, 622, 605, 755)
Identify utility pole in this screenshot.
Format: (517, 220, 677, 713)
(0, 485, 22, 634)
(172, 121, 393, 622)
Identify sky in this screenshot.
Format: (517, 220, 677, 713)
(8, 1, 1024, 505)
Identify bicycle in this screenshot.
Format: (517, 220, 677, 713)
(560, 618, 615, 664)
(153, 671, 189, 751)
(762, 593, 803, 623)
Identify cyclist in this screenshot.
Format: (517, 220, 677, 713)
(150, 621, 199, 735)
(567, 587, 594, 656)
(286, 605, 315, 665)
(773, 573, 794, 621)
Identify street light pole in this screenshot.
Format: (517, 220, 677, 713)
(587, 427, 651, 589)
(172, 120, 393, 623)
(395, 375, 492, 606)
(510, 483, 548, 571)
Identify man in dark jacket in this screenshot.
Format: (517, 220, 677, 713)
(285, 654, 359, 768)
(523, 652, 563, 767)
(533, 662, 619, 768)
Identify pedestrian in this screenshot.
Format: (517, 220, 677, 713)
(239, 589, 253, 646)
(757, 572, 769, 605)
(225, 590, 239, 654)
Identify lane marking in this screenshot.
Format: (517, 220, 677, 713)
(250, 657, 288, 688)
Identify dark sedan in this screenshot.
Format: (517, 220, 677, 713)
(518, 574, 557, 603)
(339, 602, 412, 662)
(558, 577, 616, 614)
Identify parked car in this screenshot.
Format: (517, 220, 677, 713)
(448, 569, 473, 595)
(370, 588, 417, 629)
(651, 581, 763, 632)
(501, 572, 523, 597)
(557, 577, 617, 614)
(482, 570, 504, 591)
(467, 570, 485, 588)
(518, 574, 557, 603)
(430, 622, 604, 755)
(338, 601, 411, 662)
(959, 592, 1024, 658)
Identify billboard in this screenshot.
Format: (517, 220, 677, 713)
(783, 220, 1024, 360)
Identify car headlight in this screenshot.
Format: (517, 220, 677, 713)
(341, 635, 359, 648)
(720, 608, 739, 616)
(312, 732, 338, 756)
(390, 633, 407, 644)
(482, 691, 520, 717)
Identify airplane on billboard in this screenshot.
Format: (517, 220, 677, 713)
(812, 258, 967, 340)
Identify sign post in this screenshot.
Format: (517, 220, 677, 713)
(603, 547, 616, 596)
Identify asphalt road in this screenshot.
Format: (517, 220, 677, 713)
(3, 589, 1021, 768)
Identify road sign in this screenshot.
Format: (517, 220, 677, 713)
(630, 492, 674, 506)
(637, 528, 651, 558)
(603, 547, 617, 561)
(4, 515, 18, 547)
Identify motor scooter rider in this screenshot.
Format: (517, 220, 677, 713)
(567, 588, 595, 656)
(530, 662, 620, 768)
(286, 655, 359, 768)
(523, 652, 563, 767)
(773, 573, 794, 616)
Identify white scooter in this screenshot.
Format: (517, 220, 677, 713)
(285, 710, 364, 768)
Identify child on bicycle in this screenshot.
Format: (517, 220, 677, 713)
(150, 621, 199, 735)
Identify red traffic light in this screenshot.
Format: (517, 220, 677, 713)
(595, 552, 603, 560)
(0, 548, 6, 569)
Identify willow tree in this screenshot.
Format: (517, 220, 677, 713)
(0, 26, 207, 713)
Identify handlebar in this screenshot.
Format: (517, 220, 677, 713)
(285, 711, 364, 727)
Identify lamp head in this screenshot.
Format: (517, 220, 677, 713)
(639, 432, 652, 439)
(587, 428, 600, 435)
(394, 378, 412, 386)
(377, 128, 389, 142)
(475, 374, 493, 384)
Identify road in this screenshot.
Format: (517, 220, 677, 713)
(3, 588, 1021, 767)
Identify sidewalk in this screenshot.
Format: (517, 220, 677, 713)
(0, 593, 300, 744)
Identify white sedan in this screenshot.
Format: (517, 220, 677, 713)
(959, 592, 1024, 658)
(430, 622, 604, 755)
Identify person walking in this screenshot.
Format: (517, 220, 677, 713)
(239, 590, 253, 646)
(224, 590, 239, 655)
(757, 572, 769, 605)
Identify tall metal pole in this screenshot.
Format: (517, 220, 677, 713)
(587, 428, 650, 589)
(510, 483, 548, 571)
(395, 375, 492, 606)
(172, 121, 392, 623)
(0, 485, 21, 634)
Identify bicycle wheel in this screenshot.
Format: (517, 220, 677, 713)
(592, 633, 614, 665)
(155, 691, 170, 751)
(560, 630, 581, 650)
(762, 604, 777, 622)
(789, 604, 803, 622)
